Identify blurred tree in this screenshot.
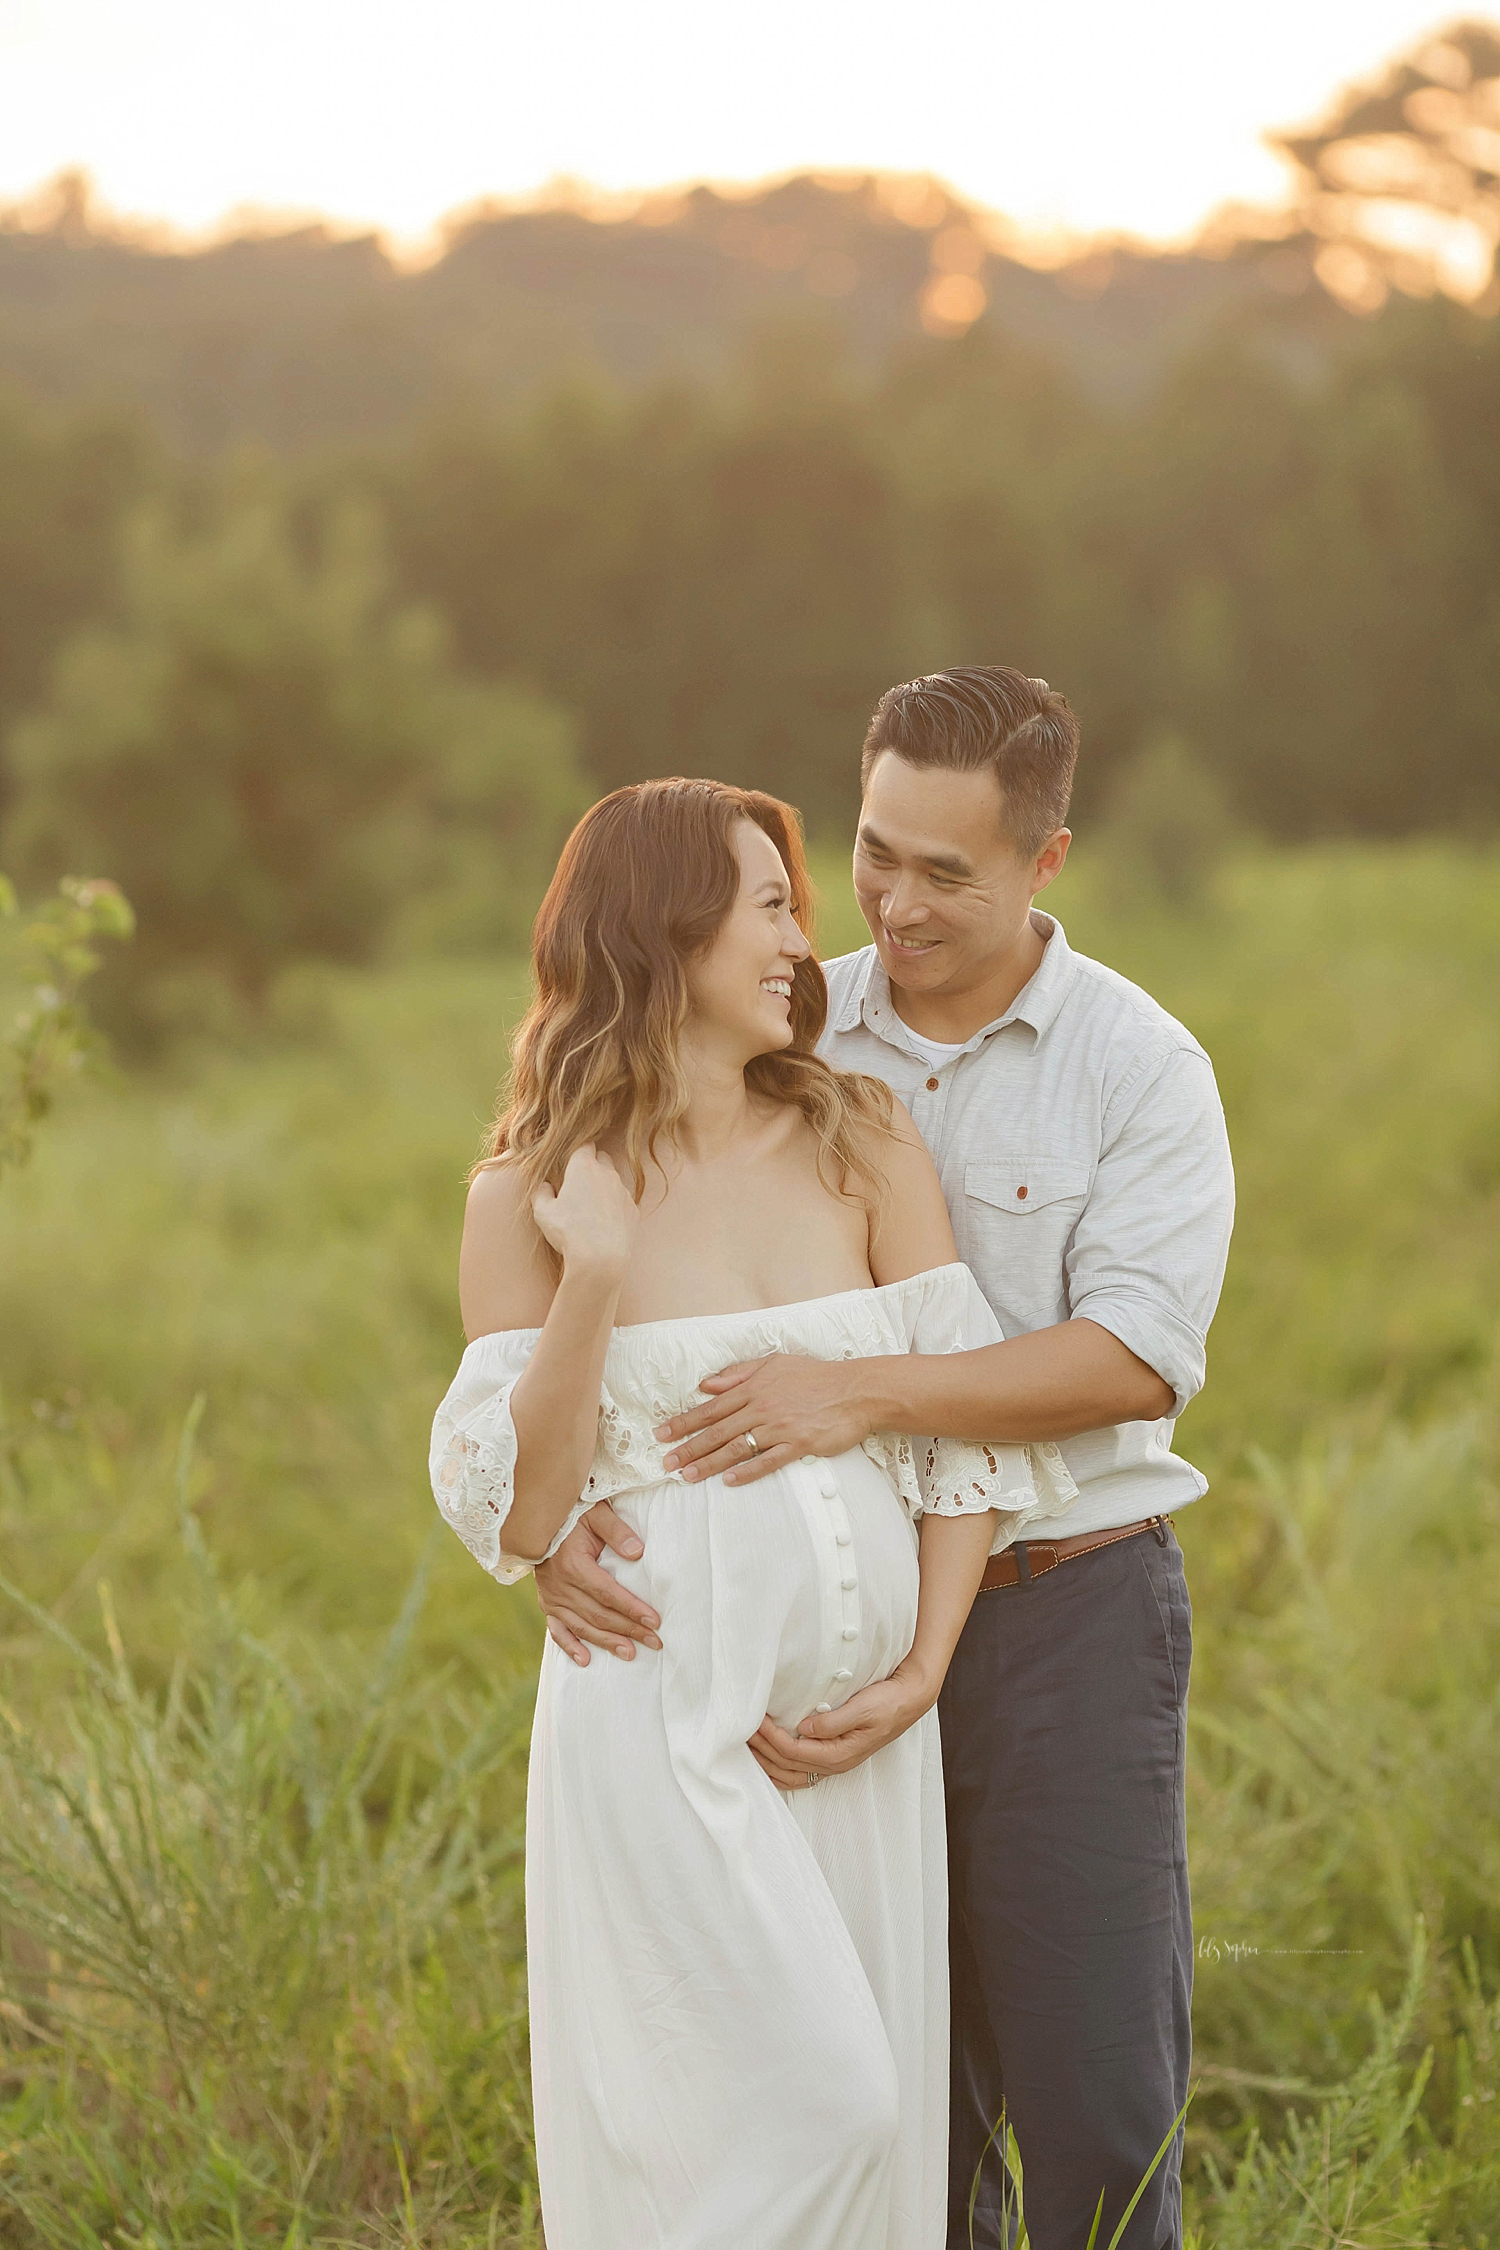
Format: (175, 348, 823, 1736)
(0, 170, 1323, 452)
(378, 387, 714, 790)
(380, 366, 904, 831)
(674, 407, 903, 821)
(1272, 19, 1500, 313)
(2, 199, 1495, 871)
(1097, 730, 1239, 910)
(1089, 319, 1500, 838)
(0, 873, 133, 1173)
(1230, 361, 1487, 834)
(394, 679, 587, 956)
(372, 309, 1500, 846)
(1091, 337, 1305, 772)
(0, 388, 155, 814)
(2, 477, 585, 1035)
(873, 328, 1131, 783)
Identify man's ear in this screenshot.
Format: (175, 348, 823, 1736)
(1031, 828, 1071, 897)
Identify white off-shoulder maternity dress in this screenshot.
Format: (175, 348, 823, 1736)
(430, 1262, 1077, 2250)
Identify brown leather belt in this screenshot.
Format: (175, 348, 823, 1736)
(977, 1515, 1170, 1593)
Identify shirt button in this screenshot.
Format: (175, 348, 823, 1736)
(815, 1702, 833, 1713)
(841, 1575, 856, 1591)
(1016, 1185, 1028, 1200)
(842, 1626, 858, 1641)
(925, 1076, 939, 1091)
(835, 1530, 851, 1546)
(834, 1668, 853, 1682)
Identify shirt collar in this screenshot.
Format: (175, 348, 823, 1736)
(835, 910, 1077, 1056)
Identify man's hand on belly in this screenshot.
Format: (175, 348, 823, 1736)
(657, 1354, 887, 1484)
(747, 1672, 931, 1789)
(532, 1504, 663, 1664)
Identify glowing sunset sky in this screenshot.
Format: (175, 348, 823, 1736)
(0, 0, 1473, 249)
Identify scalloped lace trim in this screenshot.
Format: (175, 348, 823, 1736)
(434, 1424, 514, 1577)
(436, 1383, 1080, 1584)
(432, 1268, 1084, 1581)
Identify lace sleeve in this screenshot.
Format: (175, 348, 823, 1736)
(913, 1434, 1077, 1546)
(891, 1264, 1080, 1548)
(429, 1329, 597, 1587)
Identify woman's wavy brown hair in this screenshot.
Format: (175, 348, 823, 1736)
(481, 778, 895, 1216)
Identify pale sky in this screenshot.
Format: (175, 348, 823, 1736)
(0, 0, 1475, 251)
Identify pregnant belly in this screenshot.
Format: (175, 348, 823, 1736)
(605, 1449, 920, 1734)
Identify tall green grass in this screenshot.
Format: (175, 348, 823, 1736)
(1, 1412, 538, 2247)
(2, 841, 1497, 2243)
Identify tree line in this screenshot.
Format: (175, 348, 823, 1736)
(1, 282, 1497, 1031)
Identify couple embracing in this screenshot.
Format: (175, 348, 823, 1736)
(430, 667, 1234, 2250)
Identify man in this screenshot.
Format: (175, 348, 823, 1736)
(534, 667, 1234, 2248)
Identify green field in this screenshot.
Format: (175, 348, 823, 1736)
(2, 841, 1498, 2246)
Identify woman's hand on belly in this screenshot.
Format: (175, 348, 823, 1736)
(749, 1510, 999, 1787)
(747, 1665, 933, 1790)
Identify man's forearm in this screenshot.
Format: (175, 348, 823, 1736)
(855, 1319, 1175, 1444)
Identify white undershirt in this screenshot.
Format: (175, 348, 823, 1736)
(900, 1028, 971, 1074)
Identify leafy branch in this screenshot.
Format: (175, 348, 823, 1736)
(0, 872, 134, 1176)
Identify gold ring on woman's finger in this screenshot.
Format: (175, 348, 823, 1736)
(742, 1430, 759, 1455)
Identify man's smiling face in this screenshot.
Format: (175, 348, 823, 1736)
(852, 750, 1069, 1006)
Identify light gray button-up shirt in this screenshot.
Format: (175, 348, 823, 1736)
(817, 912, 1235, 1537)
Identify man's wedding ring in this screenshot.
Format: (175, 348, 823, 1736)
(742, 1430, 759, 1455)
(805, 1772, 819, 1788)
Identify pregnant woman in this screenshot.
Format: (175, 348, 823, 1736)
(429, 779, 1075, 2249)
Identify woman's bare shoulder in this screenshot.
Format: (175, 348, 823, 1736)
(465, 1154, 525, 1213)
(460, 1158, 557, 1337)
(865, 1095, 959, 1285)
(869, 1093, 947, 1200)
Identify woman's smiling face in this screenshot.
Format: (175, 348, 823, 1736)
(686, 819, 812, 1059)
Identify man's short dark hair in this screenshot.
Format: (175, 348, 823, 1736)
(860, 666, 1079, 857)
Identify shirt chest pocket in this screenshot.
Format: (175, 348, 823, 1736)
(961, 1154, 1090, 1302)
(967, 1170, 1097, 1224)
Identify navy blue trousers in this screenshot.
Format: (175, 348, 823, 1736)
(939, 1523, 1193, 2250)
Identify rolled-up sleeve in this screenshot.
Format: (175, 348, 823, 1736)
(1065, 1043, 1234, 1417)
